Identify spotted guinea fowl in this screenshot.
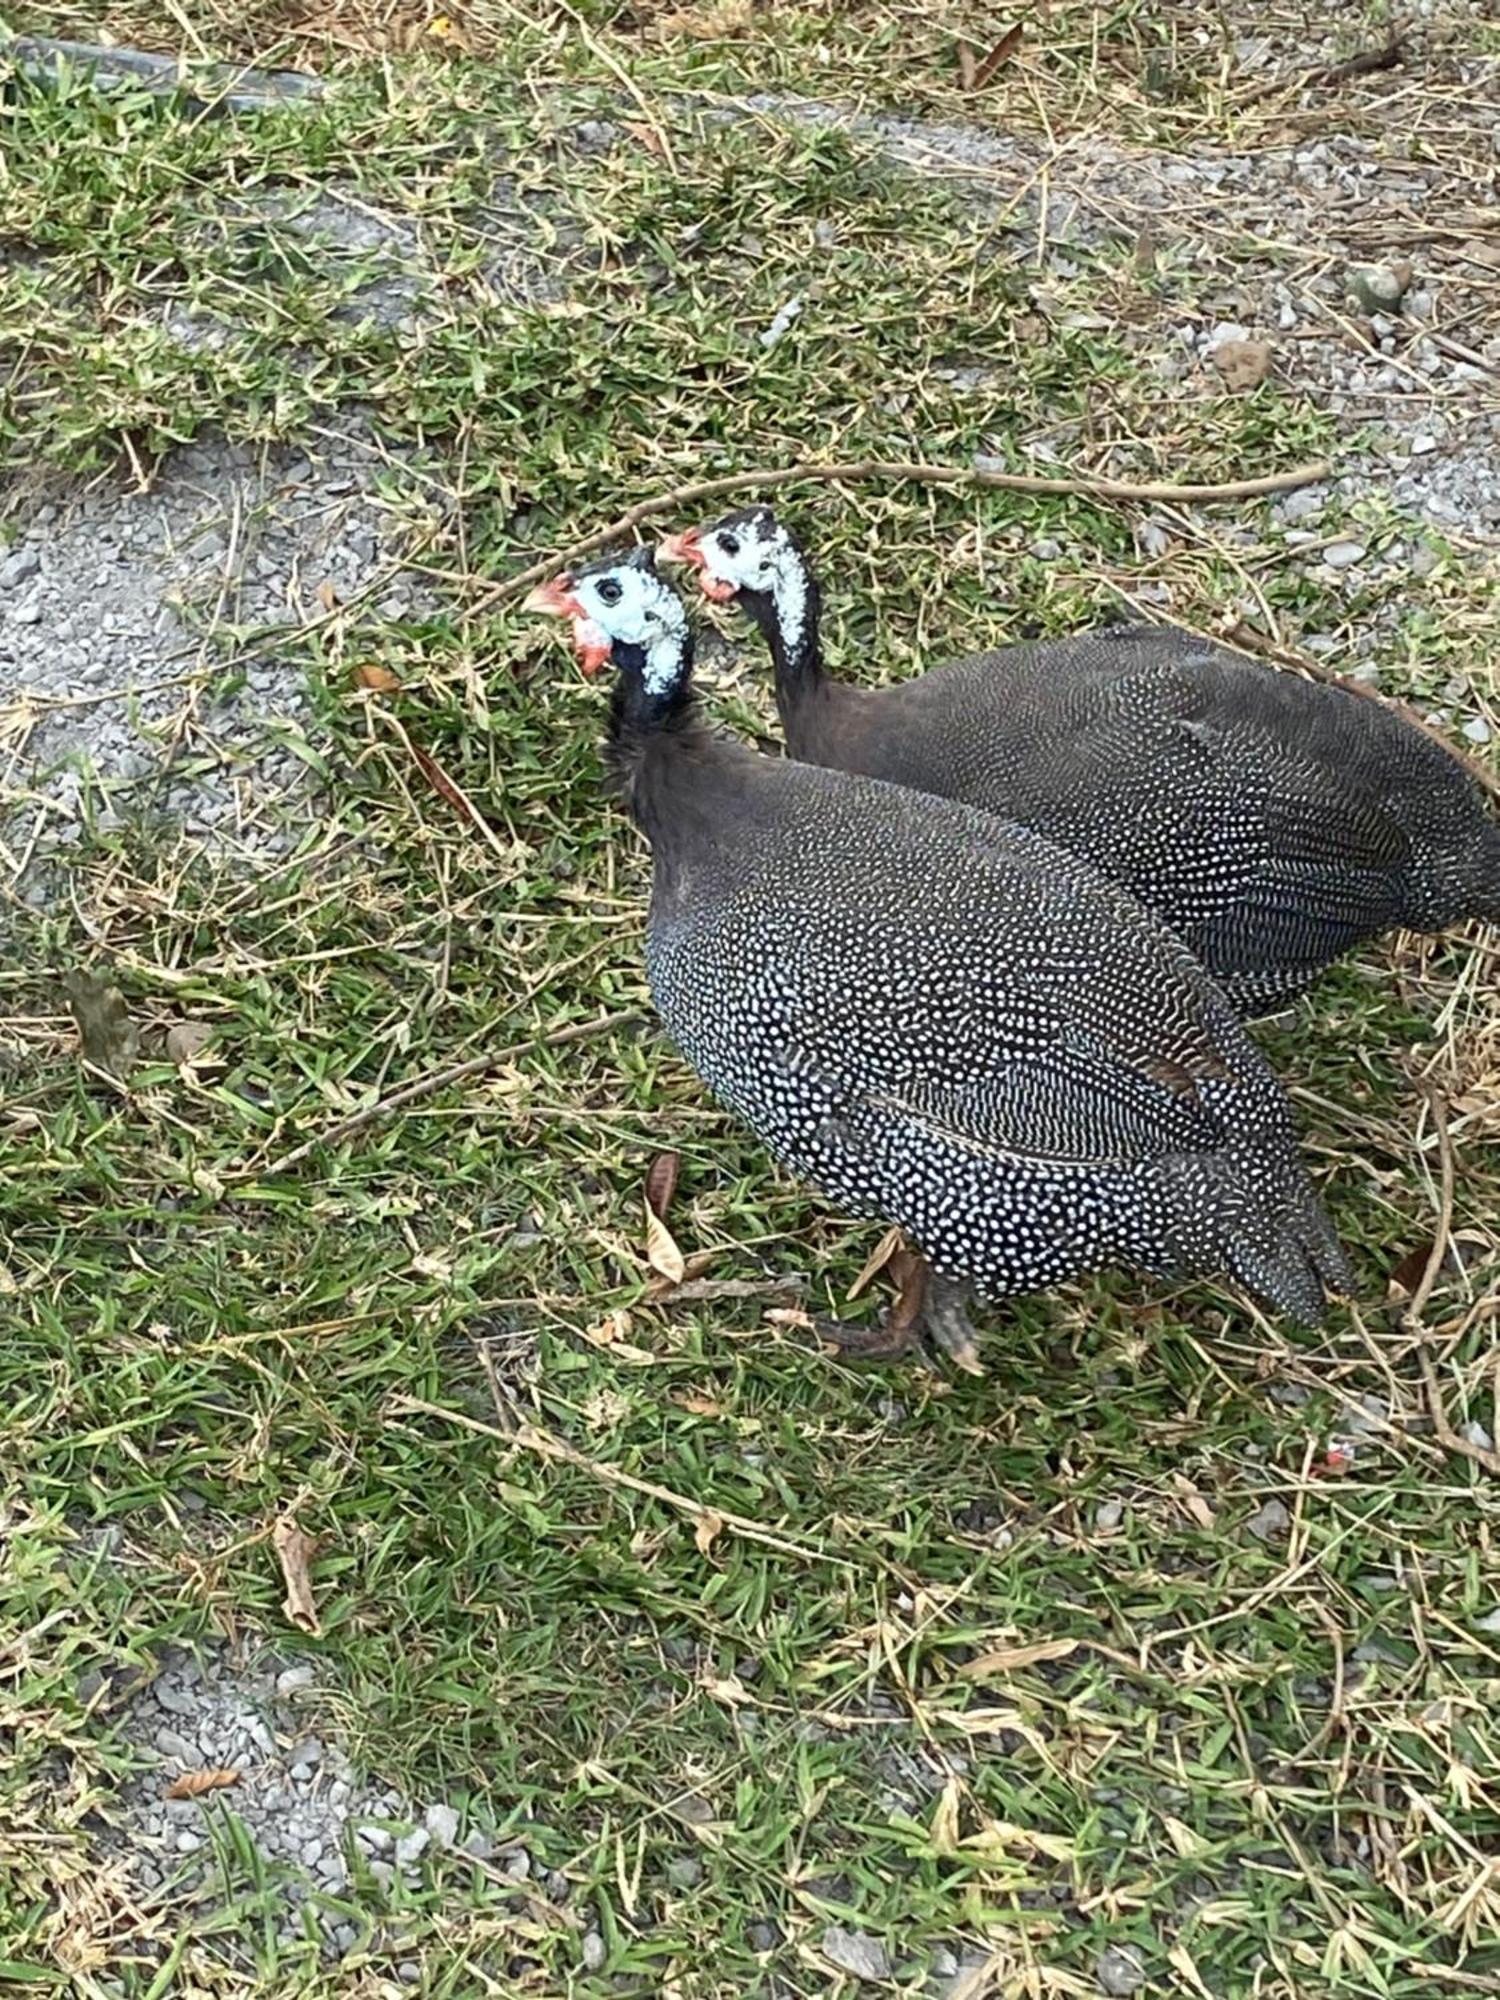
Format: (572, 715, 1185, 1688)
(660, 507, 1500, 1015)
(525, 548, 1350, 1364)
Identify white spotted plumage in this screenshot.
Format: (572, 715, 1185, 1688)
(680, 509, 1500, 1016)
(536, 552, 1352, 1326)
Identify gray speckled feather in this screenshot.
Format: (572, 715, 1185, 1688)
(542, 553, 1351, 1327)
(679, 511, 1500, 1013)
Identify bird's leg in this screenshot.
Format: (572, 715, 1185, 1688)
(811, 1255, 987, 1374)
(920, 1271, 986, 1377)
(813, 1247, 929, 1362)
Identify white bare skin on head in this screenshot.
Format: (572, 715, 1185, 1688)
(699, 515, 810, 656)
(569, 562, 689, 695)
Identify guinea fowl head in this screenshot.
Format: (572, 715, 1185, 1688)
(660, 507, 819, 682)
(526, 547, 693, 704)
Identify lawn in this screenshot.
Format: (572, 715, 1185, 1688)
(2, 4, 1498, 1996)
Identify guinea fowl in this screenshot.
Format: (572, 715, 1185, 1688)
(660, 507, 1500, 1014)
(524, 548, 1350, 1366)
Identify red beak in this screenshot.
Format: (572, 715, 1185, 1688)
(524, 574, 584, 619)
(658, 527, 738, 604)
(658, 527, 704, 570)
(523, 574, 611, 677)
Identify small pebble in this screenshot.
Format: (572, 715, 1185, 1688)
(1246, 1497, 1291, 1543)
(461, 1828, 495, 1862)
(1279, 486, 1326, 524)
(1094, 1499, 1125, 1532)
(424, 1802, 460, 1848)
(1322, 540, 1367, 569)
(0, 547, 41, 587)
(665, 1855, 703, 1890)
(1029, 537, 1061, 562)
(501, 1846, 531, 1880)
(821, 1925, 889, 1982)
(1349, 261, 1412, 313)
(582, 1931, 607, 1973)
(395, 1828, 429, 1866)
(1462, 717, 1492, 745)
(1096, 1944, 1147, 1996)
(276, 1664, 316, 1698)
(397, 1965, 421, 1986)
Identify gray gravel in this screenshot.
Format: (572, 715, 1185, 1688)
(735, 76, 1500, 581)
(0, 421, 432, 909)
(108, 1644, 534, 1960)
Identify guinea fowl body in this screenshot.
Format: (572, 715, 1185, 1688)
(666, 512, 1500, 1014)
(531, 553, 1350, 1329)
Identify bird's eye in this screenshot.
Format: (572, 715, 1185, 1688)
(718, 533, 740, 559)
(595, 578, 623, 606)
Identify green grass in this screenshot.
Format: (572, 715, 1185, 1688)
(3, 12, 1500, 1997)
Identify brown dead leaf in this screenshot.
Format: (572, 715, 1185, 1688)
(930, 1773, 964, 1852)
(971, 21, 1023, 88)
(409, 742, 471, 819)
(956, 40, 977, 89)
(165, 1766, 240, 1801)
(652, 1, 755, 37)
(674, 1390, 726, 1417)
(353, 661, 402, 693)
(846, 1224, 904, 1301)
(1388, 1238, 1437, 1296)
(645, 1150, 680, 1222)
(315, 579, 339, 613)
(1174, 1477, 1217, 1530)
(582, 1311, 659, 1364)
(959, 1636, 1078, 1678)
(694, 1509, 725, 1556)
(272, 1514, 321, 1636)
(645, 1202, 687, 1286)
(1210, 338, 1273, 391)
(625, 120, 669, 160)
(585, 1309, 631, 1347)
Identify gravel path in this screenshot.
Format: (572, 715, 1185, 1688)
(1, 421, 433, 912)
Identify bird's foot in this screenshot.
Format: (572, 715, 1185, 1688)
(922, 1275, 986, 1377)
(812, 1257, 987, 1375)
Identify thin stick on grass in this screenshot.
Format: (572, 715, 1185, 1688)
(390, 1396, 854, 1570)
(1403, 1089, 1500, 1478)
(238, 1007, 645, 1181)
(482, 454, 1334, 606)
